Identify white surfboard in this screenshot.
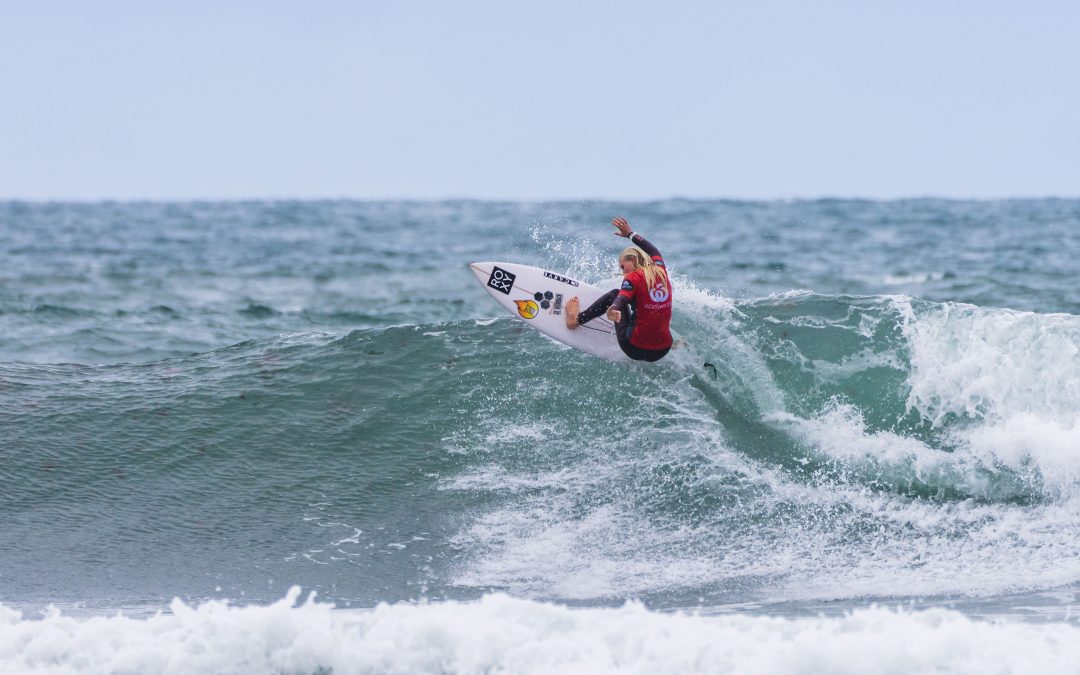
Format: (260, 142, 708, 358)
(469, 262, 631, 362)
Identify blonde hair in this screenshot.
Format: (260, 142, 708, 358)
(620, 246, 667, 289)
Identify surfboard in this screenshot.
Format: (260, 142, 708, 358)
(468, 262, 631, 362)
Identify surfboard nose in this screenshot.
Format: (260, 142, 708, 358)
(468, 262, 494, 284)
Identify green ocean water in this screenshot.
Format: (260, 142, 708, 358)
(3, 199, 1080, 617)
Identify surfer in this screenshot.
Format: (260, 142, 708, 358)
(565, 217, 673, 362)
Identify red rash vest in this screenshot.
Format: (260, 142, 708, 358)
(618, 256, 673, 351)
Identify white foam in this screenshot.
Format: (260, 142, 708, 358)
(768, 401, 1027, 499)
(3, 591, 1080, 674)
(669, 273, 738, 313)
(897, 299, 1080, 496)
(902, 301, 1080, 427)
(951, 415, 1080, 499)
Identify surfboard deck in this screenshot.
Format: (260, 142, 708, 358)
(468, 262, 631, 362)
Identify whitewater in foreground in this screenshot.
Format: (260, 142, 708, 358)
(3, 589, 1080, 674)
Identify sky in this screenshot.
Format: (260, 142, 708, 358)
(1, 0, 1078, 201)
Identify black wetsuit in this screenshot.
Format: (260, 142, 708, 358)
(575, 233, 671, 363)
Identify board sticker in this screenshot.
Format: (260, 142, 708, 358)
(533, 290, 555, 310)
(544, 271, 580, 287)
(488, 266, 516, 295)
(515, 300, 539, 319)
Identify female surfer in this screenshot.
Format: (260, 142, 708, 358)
(565, 217, 673, 362)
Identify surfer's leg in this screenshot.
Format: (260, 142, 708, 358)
(614, 309, 637, 357)
(574, 290, 619, 326)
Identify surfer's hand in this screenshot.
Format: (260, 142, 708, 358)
(607, 308, 621, 322)
(612, 217, 632, 237)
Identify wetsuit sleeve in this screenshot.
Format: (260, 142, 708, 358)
(629, 233, 663, 263)
(576, 289, 618, 325)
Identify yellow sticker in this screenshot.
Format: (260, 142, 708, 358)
(515, 300, 539, 319)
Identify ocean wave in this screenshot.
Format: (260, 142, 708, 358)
(6, 294, 1080, 607)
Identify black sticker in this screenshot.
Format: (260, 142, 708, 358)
(543, 271, 580, 287)
(553, 293, 563, 315)
(488, 266, 516, 295)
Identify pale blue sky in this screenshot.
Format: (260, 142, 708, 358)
(1, 0, 1077, 200)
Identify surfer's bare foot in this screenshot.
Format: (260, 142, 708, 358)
(565, 297, 580, 329)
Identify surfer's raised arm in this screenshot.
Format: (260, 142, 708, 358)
(612, 217, 663, 262)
